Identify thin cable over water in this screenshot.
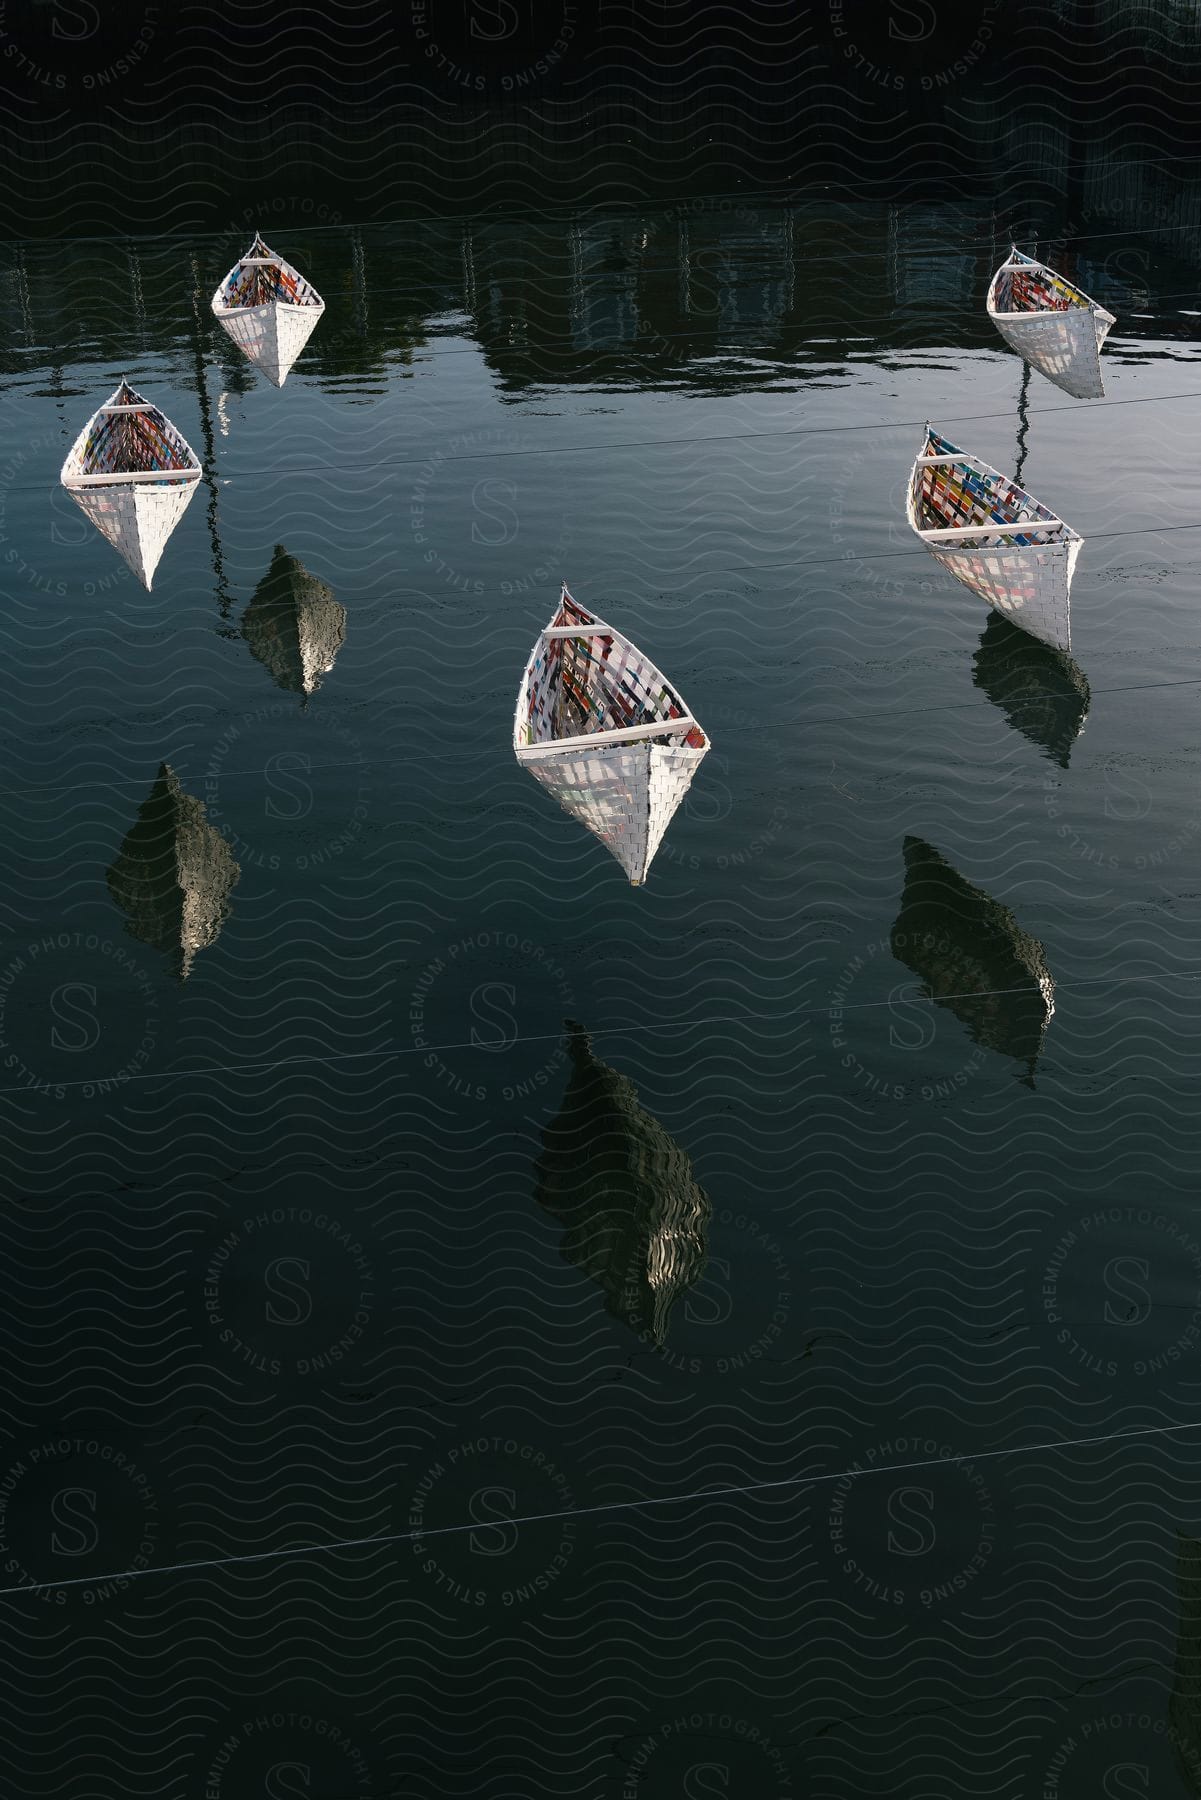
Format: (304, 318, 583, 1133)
(1, 1417, 1196, 1599)
(3, 664, 1201, 809)
(2, 970, 1198, 1098)
(11, 380, 1201, 493)
(162, 384, 1201, 482)
(9, 159, 1201, 248)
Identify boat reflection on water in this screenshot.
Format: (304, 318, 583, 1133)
(1171, 1532, 1201, 1795)
(972, 611, 1090, 769)
(890, 836, 1054, 1087)
(534, 1021, 711, 1346)
(106, 764, 240, 980)
(241, 544, 346, 702)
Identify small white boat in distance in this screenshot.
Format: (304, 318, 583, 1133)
(211, 233, 324, 388)
(60, 380, 201, 590)
(987, 246, 1115, 399)
(907, 427, 1082, 656)
(514, 586, 709, 886)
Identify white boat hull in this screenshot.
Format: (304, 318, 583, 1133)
(922, 533, 1080, 655)
(990, 304, 1113, 400)
(64, 479, 198, 591)
(521, 737, 707, 886)
(213, 297, 323, 387)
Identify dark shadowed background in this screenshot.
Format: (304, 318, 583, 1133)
(4, 4, 1201, 1797)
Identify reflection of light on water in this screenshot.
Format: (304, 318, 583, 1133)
(217, 392, 231, 437)
(1038, 972, 1056, 1023)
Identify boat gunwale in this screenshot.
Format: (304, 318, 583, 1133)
(922, 528, 1080, 552)
(516, 718, 706, 760)
(989, 304, 1115, 324)
(63, 467, 201, 488)
(919, 519, 1078, 545)
(212, 292, 326, 319)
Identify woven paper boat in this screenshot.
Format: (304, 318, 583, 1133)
(514, 586, 709, 885)
(907, 426, 1082, 655)
(211, 233, 324, 388)
(60, 380, 201, 590)
(987, 246, 1115, 400)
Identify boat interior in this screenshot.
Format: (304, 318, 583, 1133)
(992, 257, 1086, 315)
(220, 241, 320, 311)
(914, 433, 1068, 546)
(522, 599, 706, 749)
(74, 384, 196, 479)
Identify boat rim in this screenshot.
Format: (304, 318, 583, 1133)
(989, 303, 1114, 322)
(212, 292, 326, 317)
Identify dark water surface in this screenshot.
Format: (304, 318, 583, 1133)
(5, 194, 1201, 1795)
